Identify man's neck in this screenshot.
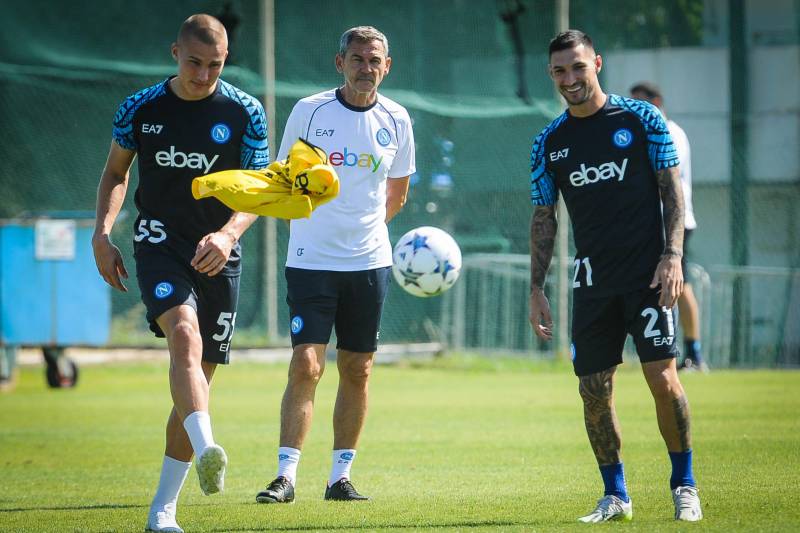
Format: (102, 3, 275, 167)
(339, 85, 377, 108)
(169, 77, 217, 101)
(568, 91, 608, 118)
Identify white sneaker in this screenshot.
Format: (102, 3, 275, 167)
(673, 486, 703, 521)
(145, 505, 184, 533)
(196, 444, 227, 495)
(578, 495, 633, 523)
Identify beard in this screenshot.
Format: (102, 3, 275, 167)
(561, 82, 594, 107)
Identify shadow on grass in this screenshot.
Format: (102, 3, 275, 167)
(211, 520, 526, 532)
(0, 501, 234, 513)
(0, 503, 145, 513)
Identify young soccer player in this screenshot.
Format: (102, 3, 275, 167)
(93, 14, 268, 532)
(528, 30, 702, 522)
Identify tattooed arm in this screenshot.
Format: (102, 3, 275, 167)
(578, 368, 622, 465)
(649, 165, 685, 307)
(529, 205, 557, 339)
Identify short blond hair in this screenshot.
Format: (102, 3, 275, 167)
(178, 14, 227, 46)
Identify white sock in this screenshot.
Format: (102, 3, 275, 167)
(150, 455, 192, 513)
(183, 411, 215, 457)
(328, 449, 356, 487)
(276, 447, 301, 485)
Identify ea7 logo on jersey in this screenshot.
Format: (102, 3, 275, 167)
(315, 129, 334, 137)
(142, 123, 163, 134)
(549, 148, 569, 161)
(569, 158, 628, 187)
(155, 146, 219, 174)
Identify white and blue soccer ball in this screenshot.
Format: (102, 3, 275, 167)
(392, 226, 462, 297)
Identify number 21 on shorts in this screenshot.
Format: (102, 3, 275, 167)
(572, 257, 593, 288)
(641, 307, 675, 346)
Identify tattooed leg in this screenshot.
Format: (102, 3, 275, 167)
(578, 367, 622, 465)
(641, 358, 692, 452)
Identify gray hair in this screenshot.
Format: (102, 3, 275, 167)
(338, 26, 389, 57)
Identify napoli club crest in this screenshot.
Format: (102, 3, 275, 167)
(154, 281, 173, 299)
(376, 128, 391, 147)
(211, 123, 231, 144)
(290, 316, 304, 334)
(612, 128, 633, 148)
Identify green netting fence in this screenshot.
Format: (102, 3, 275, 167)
(1, 0, 798, 366)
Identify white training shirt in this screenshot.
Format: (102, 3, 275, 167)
(279, 88, 416, 271)
(667, 119, 697, 230)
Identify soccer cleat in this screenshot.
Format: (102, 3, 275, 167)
(673, 486, 703, 521)
(196, 444, 227, 495)
(578, 495, 633, 523)
(680, 358, 710, 373)
(145, 505, 184, 533)
(324, 479, 369, 501)
(256, 476, 295, 503)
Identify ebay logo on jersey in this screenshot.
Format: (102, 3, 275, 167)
(328, 147, 382, 172)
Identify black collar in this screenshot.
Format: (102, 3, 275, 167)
(335, 87, 378, 112)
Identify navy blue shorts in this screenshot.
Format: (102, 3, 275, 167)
(285, 266, 391, 353)
(571, 287, 679, 376)
(135, 246, 239, 364)
(682, 229, 693, 278)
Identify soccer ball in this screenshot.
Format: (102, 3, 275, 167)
(392, 226, 462, 297)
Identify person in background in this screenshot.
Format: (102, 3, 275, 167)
(630, 82, 708, 372)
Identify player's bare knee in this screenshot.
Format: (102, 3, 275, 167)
(337, 352, 373, 384)
(288, 346, 324, 384)
(578, 369, 614, 406)
(646, 368, 683, 400)
(167, 319, 201, 346)
(340, 362, 372, 384)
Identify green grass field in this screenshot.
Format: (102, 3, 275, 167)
(1, 356, 799, 532)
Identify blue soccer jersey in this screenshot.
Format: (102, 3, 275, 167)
(530, 94, 679, 298)
(112, 77, 268, 275)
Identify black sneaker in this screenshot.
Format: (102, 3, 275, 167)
(256, 476, 295, 503)
(324, 479, 369, 501)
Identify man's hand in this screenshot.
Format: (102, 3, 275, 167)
(191, 230, 236, 276)
(92, 234, 128, 292)
(529, 287, 554, 340)
(650, 254, 683, 307)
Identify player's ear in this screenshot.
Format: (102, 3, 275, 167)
(595, 54, 603, 73)
(171, 43, 179, 62)
(384, 56, 392, 74)
(335, 53, 344, 74)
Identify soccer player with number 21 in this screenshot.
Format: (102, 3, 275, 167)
(528, 30, 702, 523)
(92, 14, 268, 533)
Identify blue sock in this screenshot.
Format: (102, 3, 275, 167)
(669, 450, 696, 489)
(599, 463, 629, 502)
(684, 340, 704, 363)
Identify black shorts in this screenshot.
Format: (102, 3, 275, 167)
(571, 287, 679, 376)
(682, 229, 693, 278)
(285, 266, 391, 353)
(135, 246, 240, 364)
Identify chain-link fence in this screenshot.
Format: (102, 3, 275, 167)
(1, 0, 798, 366)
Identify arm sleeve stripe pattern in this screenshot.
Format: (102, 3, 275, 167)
(112, 79, 168, 150)
(612, 94, 679, 172)
(304, 97, 338, 140)
(218, 80, 270, 170)
(530, 112, 567, 206)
